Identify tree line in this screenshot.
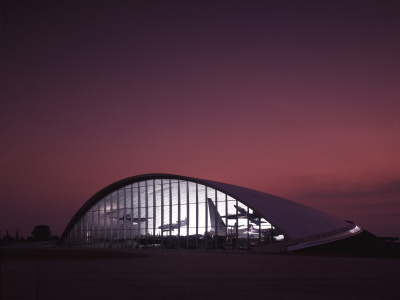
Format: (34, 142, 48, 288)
(0, 225, 59, 244)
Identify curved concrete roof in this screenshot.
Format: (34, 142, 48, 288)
(200, 178, 354, 241)
(61, 173, 361, 246)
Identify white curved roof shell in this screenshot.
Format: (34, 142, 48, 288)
(61, 173, 361, 249)
(202, 179, 355, 241)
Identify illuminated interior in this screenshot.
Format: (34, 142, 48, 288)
(65, 178, 284, 249)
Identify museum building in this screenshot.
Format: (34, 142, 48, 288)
(60, 174, 362, 251)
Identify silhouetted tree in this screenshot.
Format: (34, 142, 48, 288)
(15, 229, 19, 241)
(3, 230, 14, 242)
(31, 225, 51, 241)
(50, 235, 59, 241)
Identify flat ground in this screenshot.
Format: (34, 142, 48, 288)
(1, 247, 399, 300)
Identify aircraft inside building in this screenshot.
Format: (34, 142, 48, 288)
(61, 174, 362, 251)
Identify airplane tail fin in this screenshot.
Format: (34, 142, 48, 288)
(207, 198, 227, 235)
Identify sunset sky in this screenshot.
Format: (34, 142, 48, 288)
(1, 1, 399, 238)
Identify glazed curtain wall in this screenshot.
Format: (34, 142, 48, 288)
(65, 179, 277, 248)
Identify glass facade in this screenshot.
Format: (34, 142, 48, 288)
(65, 179, 284, 249)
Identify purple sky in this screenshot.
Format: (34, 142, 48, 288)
(1, 1, 400, 238)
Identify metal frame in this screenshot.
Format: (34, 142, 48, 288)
(63, 175, 284, 250)
(161, 179, 164, 246)
(195, 182, 199, 248)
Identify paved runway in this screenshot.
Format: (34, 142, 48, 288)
(1, 248, 399, 299)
